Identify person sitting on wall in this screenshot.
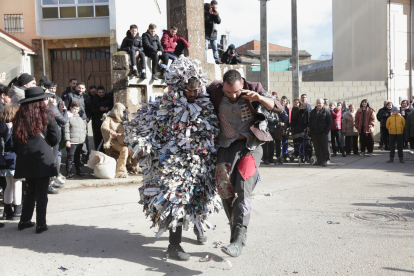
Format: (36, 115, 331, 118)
(161, 26, 190, 61)
(221, 44, 242, 65)
(142, 23, 169, 80)
(120, 24, 147, 79)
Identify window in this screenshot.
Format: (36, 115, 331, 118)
(4, 15, 24, 33)
(41, 0, 109, 19)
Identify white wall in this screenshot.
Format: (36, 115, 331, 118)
(111, 0, 167, 48)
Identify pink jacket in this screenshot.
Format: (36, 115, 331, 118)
(161, 30, 190, 53)
(331, 108, 342, 130)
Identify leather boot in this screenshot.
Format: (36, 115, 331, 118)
(13, 205, 22, 220)
(221, 226, 246, 257)
(1, 204, 13, 220)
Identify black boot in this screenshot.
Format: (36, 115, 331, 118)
(166, 244, 190, 261)
(193, 225, 208, 245)
(132, 69, 139, 77)
(1, 204, 13, 220)
(13, 205, 21, 221)
(221, 226, 246, 257)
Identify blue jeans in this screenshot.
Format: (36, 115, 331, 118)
(205, 39, 219, 62)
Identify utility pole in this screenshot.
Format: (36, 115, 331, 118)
(259, 0, 270, 91)
(291, 0, 300, 100)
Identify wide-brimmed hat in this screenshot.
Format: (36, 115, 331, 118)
(19, 86, 54, 104)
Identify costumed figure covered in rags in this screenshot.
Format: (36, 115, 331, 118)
(124, 57, 222, 261)
(207, 70, 284, 257)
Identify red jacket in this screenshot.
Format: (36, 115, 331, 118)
(331, 108, 342, 130)
(161, 30, 190, 52)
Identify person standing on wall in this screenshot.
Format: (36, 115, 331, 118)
(204, 1, 221, 64)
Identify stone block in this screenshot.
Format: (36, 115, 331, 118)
(319, 87, 329, 92)
(279, 76, 289, 82)
(300, 86, 310, 93)
(310, 87, 320, 93)
(272, 81, 284, 88)
(274, 87, 288, 94)
(375, 86, 387, 91)
(333, 81, 343, 87)
(357, 86, 367, 92)
(329, 86, 339, 92)
(343, 81, 353, 87)
(283, 71, 291, 76)
(352, 91, 363, 97)
(339, 87, 348, 92)
(323, 82, 332, 87)
(304, 82, 315, 87)
(288, 76, 292, 81)
(361, 81, 371, 86)
(270, 76, 279, 82)
(370, 81, 380, 86)
(367, 86, 376, 92)
(112, 53, 128, 70)
(112, 69, 129, 90)
(353, 81, 362, 87)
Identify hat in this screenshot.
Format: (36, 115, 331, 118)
(17, 73, 34, 87)
(19, 87, 54, 104)
(39, 76, 52, 91)
(391, 106, 399, 113)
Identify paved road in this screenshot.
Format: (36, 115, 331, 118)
(0, 149, 413, 276)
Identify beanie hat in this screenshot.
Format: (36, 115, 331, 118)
(39, 76, 52, 91)
(17, 73, 34, 87)
(391, 106, 399, 113)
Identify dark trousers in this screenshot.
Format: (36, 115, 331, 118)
(0, 177, 6, 191)
(128, 50, 146, 69)
(311, 133, 330, 163)
(293, 138, 312, 158)
(389, 134, 403, 159)
(331, 129, 344, 154)
(165, 40, 185, 61)
(21, 176, 49, 226)
(410, 137, 414, 149)
(262, 129, 276, 162)
(380, 127, 389, 149)
(144, 51, 169, 74)
(274, 139, 281, 158)
(360, 131, 374, 153)
(217, 141, 262, 245)
(66, 143, 83, 173)
(345, 135, 359, 154)
(169, 218, 183, 245)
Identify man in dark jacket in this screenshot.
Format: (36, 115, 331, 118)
(221, 44, 242, 65)
(0, 84, 11, 112)
(90, 86, 111, 152)
(207, 70, 283, 258)
(261, 107, 279, 164)
(377, 101, 393, 150)
(204, 1, 221, 63)
(142, 23, 169, 80)
(309, 98, 333, 166)
(161, 26, 190, 61)
(120, 24, 147, 79)
(61, 78, 77, 99)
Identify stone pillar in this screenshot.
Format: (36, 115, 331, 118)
(168, 0, 205, 62)
(259, 0, 270, 91)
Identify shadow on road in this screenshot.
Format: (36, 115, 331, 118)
(382, 267, 414, 274)
(0, 223, 210, 275)
(351, 197, 414, 219)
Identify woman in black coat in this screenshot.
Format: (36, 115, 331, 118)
(13, 87, 60, 234)
(291, 103, 312, 161)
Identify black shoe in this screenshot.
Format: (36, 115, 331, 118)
(342, 153, 347, 157)
(36, 224, 48, 234)
(76, 171, 85, 177)
(166, 244, 190, 261)
(141, 72, 147, 79)
(1, 204, 13, 220)
(313, 161, 321, 166)
(264, 160, 269, 165)
(18, 221, 35, 231)
(194, 225, 208, 245)
(321, 162, 328, 167)
(52, 182, 65, 189)
(132, 69, 139, 77)
(222, 226, 246, 257)
(66, 173, 74, 179)
(215, 60, 223, 64)
(0, 222, 4, 228)
(386, 158, 394, 163)
(12, 205, 21, 221)
(48, 186, 59, 194)
(152, 74, 159, 80)
(399, 158, 405, 163)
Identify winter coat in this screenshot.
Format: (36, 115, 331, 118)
(399, 107, 412, 121)
(355, 107, 376, 133)
(120, 30, 144, 53)
(274, 106, 290, 139)
(101, 113, 125, 150)
(331, 108, 342, 130)
(221, 50, 242, 64)
(65, 113, 86, 144)
(161, 30, 190, 53)
(386, 114, 405, 135)
(63, 91, 91, 122)
(291, 109, 309, 135)
(342, 110, 358, 136)
(90, 95, 112, 128)
(14, 112, 60, 179)
(142, 31, 164, 54)
(0, 124, 16, 170)
(291, 107, 300, 129)
(377, 107, 392, 128)
(204, 3, 221, 40)
(309, 107, 332, 134)
(341, 108, 349, 118)
(50, 105, 68, 128)
(404, 111, 414, 141)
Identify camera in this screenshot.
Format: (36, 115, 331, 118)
(212, 7, 217, 12)
(230, 49, 235, 55)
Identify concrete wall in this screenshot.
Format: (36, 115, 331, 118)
(0, 39, 23, 84)
(0, 0, 41, 46)
(247, 71, 387, 136)
(333, 0, 388, 82)
(302, 66, 333, 82)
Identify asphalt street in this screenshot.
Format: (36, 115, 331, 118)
(0, 148, 413, 276)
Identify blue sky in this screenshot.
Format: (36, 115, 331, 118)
(205, 0, 333, 59)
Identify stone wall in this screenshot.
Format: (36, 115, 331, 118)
(247, 71, 387, 137)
